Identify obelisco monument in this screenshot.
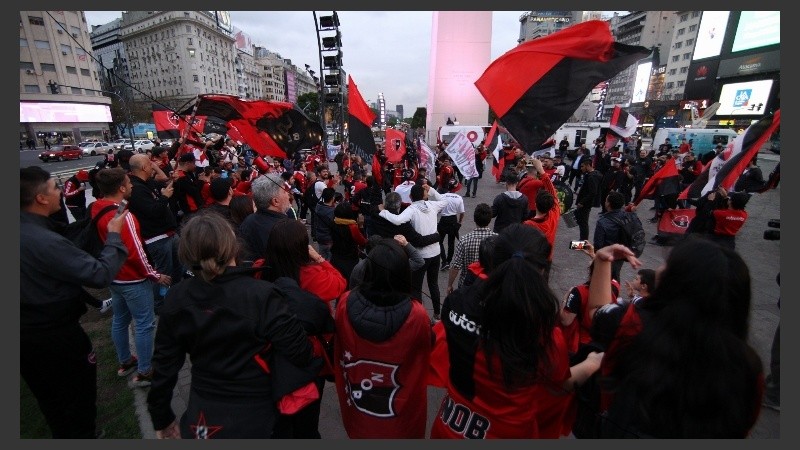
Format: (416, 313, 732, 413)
(425, 11, 494, 144)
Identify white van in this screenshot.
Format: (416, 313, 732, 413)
(651, 127, 738, 158)
(555, 121, 611, 156)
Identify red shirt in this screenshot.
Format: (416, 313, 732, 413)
(522, 174, 560, 260)
(712, 208, 748, 237)
(298, 260, 347, 304)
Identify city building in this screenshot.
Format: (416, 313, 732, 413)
(20, 10, 113, 147)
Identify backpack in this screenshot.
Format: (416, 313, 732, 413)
(62, 204, 119, 258)
(609, 212, 646, 257)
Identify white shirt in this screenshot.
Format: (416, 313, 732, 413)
(439, 192, 465, 217)
(394, 181, 415, 204)
(379, 189, 447, 258)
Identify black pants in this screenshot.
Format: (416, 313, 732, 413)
(438, 216, 460, 265)
(21, 323, 97, 438)
(412, 256, 441, 316)
(575, 205, 593, 241)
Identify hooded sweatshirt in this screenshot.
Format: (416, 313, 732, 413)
(491, 190, 529, 233)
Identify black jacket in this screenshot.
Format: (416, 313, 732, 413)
(577, 170, 603, 208)
(128, 174, 178, 239)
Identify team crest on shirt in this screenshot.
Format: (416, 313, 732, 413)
(393, 139, 402, 152)
(671, 214, 691, 228)
(341, 359, 400, 417)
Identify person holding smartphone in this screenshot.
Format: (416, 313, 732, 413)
(91, 168, 172, 388)
(128, 154, 181, 312)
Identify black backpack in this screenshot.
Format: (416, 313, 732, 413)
(609, 211, 646, 257)
(61, 203, 119, 258)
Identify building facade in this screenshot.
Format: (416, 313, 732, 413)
(20, 11, 112, 147)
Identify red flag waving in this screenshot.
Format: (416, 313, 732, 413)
(633, 160, 680, 206)
(384, 128, 407, 163)
(176, 95, 323, 160)
(482, 120, 499, 148)
(347, 75, 378, 160)
(475, 20, 650, 155)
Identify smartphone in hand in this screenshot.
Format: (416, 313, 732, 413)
(115, 199, 128, 217)
(569, 240, 588, 250)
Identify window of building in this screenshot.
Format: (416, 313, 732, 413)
(683, 53, 691, 60)
(686, 38, 694, 46)
(692, 11, 701, 18)
(677, 28, 685, 36)
(674, 42, 682, 49)
(71, 25, 81, 35)
(666, 82, 674, 89)
(680, 14, 688, 22)
(66, 66, 77, 74)
(689, 24, 697, 32)
(669, 68, 677, 75)
(24, 84, 41, 93)
(76, 48, 86, 56)
(20, 38, 28, 47)
(41, 63, 56, 72)
(80, 68, 90, 76)
(188, 38, 193, 45)
(678, 80, 685, 87)
(193, 74, 199, 82)
(61, 44, 72, 54)
(672, 55, 680, 62)
(20, 61, 34, 71)
(680, 67, 688, 74)
(185, 24, 191, 32)
(72, 87, 83, 95)
(56, 21, 66, 31)
(189, 49, 195, 57)
(28, 16, 44, 26)
(34, 40, 50, 49)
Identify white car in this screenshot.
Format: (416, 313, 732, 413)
(80, 141, 113, 156)
(111, 138, 131, 150)
(124, 139, 156, 153)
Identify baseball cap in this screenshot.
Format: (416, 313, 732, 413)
(178, 152, 196, 162)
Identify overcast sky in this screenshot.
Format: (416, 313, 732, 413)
(84, 11, 622, 113)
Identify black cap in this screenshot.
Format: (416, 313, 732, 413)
(178, 152, 196, 162)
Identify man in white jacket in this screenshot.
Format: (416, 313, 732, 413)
(379, 183, 448, 321)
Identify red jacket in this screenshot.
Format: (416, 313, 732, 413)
(522, 173, 560, 260)
(92, 199, 160, 284)
(298, 260, 347, 304)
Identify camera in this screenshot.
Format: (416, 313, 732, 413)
(569, 240, 589, 250)
(764, 218, 779, 241)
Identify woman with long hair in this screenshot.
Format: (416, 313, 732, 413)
(146, 213, 313, 438)
(430, 224, 603, 439)
(334, 236, 434, 438)
(589, 236, 763, 438)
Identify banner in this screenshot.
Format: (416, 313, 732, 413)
(444, 131, 479, 179)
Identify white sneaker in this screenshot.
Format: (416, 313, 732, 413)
(99, 298, 113, 314)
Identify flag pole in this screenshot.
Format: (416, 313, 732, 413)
(179, 95, 201, 156)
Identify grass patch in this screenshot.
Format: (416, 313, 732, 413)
(20, 290, 142, 439)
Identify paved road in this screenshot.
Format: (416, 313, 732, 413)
(130, 150, 780, 439)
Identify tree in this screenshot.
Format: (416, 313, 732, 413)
(387, 116, 399, 127)
(411, 107, 427, 129)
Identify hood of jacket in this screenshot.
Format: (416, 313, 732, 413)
(346, 289, 412, 342)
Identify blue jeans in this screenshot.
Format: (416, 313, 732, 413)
(110, 280, 157, 375)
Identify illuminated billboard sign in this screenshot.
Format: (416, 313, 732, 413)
(631, 61, 652, 104)
(20, 102, 113, 123)
(692, 11, 730, 60)
(732, 11, 780, 53)
(716, 79, 773, 116)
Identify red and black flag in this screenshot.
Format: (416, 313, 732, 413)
(609, 105, 639, 138)
(347, 75, 378, 161)
(174, 94, 323, 159)
(384, 128, 407, 164)
(152, 103, 230, 146)
(679, 110, 780, 200)
(475, 20, 650, 155)
(632, 160, 680, 206)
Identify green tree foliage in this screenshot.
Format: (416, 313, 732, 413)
(298, 92, 320, 122)
(411, 107, 427, 129)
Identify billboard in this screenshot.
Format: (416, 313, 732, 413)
(716, 79, 773, 116)
(732, 11, 780, 53)
(718, 50, 780, 78)
(20, 102, 112, 123)
(285, 70, 297, 104)
(647, 65, 667, 101)
(214, 11, 232, 33)
(631, 61, 652, 104)
(692, 11, 730, 60)
(233, 27, 253, 56)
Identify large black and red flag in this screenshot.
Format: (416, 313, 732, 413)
(168, 94, 323, 159)
(679, 110, 781, 200)
(347, 75, 378, 161)
(152, 103, 231, 146)
(475, 20, 650, 155)
(631, 160, 680, 206)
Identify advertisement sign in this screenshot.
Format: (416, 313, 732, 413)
(630, 61, 652, 104)
(683, 60, 720, 100)
(732, 11, 780, 52)
(716, 79, 773, 115)
(692, 11, 730, 60)
(717, 51, 780, 78)
(20, 102, 112, 123)
(444, 131, 478, 179)
(233, 27, 254, 56)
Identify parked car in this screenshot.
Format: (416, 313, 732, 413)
(39, 145, 83, 162)
(124, 139, 156, 153)
(111, 138, 131, 150)
(80, 141, 113, 156)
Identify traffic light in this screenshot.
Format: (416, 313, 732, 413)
(48, 80, 59, 94)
